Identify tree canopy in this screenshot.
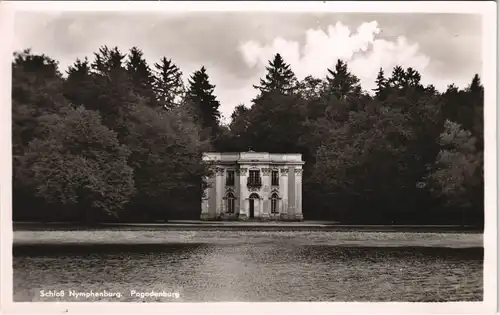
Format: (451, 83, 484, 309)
(12, 47, 484, 226)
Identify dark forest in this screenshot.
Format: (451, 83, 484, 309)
(12, 47, 484, 226)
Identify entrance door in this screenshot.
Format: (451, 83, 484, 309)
(249, 199, 255, 218)
(248, 193, 259, 219)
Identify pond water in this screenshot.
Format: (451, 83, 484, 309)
(13, 231, 483, 302)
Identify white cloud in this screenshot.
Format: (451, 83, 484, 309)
(237, 21, 458, 99)
(13, 15, 477, 121)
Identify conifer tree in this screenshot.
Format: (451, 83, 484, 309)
(388, 65, 407, 90)
(467, 74, 484, 151)
(241, 54, 304, 153)
(425, 84, 437, 95)
(126, 47, 156, 107)
(64, 57, 93, 108)
(253, 53, 297, 97)
(92, 46, 126, 75)
(186, 66, 221, 138)
(89, 46, 139, 139)
(325, 59, 362, 100)
(405, 67, 422, 88)
(468, 74, 483, 96)
(373, 67, 388, 101)
(154, 57, 185, 110)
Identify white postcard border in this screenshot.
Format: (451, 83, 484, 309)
(0, 1, 496, 314)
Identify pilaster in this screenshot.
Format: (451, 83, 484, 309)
(215, 167, 224, 217)
(294, 167, 304, 221)
(201, 174, 217, 220)
(235, 168, 241, 215)
(200, 177, 210, 220)
(262, 166, 271, 216)
(280, 167, 288, 214)
(238, 167, 248, 218)
(287, 166, 296, 219)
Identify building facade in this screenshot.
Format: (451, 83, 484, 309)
(200, 152, 304, 221)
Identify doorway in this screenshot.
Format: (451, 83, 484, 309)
(248, 193, 259, 219)
(249, 199, 255, 219)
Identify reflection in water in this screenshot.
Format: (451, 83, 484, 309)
(13, 237, 483, 302)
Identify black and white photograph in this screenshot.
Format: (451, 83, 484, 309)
(1, 1, 497, 314)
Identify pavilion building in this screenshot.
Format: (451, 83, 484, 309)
(200, 151, 304, 221)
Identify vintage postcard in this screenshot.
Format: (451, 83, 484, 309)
(0, 1, 497, 314)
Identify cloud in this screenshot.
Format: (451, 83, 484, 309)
(237, 21, 452, 96)
(12, 12, 480, 121)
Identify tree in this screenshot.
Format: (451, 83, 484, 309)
(426, 120, 483, 225)
(24, 106, 135, 223)
(325, 59, 362, 100)
(310, 105, 413, 222)
(126, 47, 156, 107)
(212, 104, 251, 152)
(386, 66, 425, 98)
(245, 92, 306, 154)
(122, 103, 212, 221)
(12, 50, 74, 221)
(405, 67, 422, 88)
(91, 46, 126, 76)
(373, 67, 388, 101)
(12, 49, 68, 156)
(253, 53, 297, 97)
(153, 57, 185, 110)
(87, 46, 141, 140)
(63, 57, 94, 108)
(297, 76, 326, 101)
(186, 66, 221, 139)
(229, 104, 250, 134)
(388, 65, 407, 91)
(379, 69, 444, 214)
(441, 74, 484, 149)
(467, 74, 484, 151)
(425, 84, 438, 95)
(296, 76, 328, 120)
(239, 54, 305, 153)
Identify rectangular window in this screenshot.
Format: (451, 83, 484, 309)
(226, 170, 235, 186)
(271, 170, 279, 186)
(249, 170, 260, 186)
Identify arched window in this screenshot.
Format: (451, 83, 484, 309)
(271, 193, 279, 214)
(226, 192, 235, 213)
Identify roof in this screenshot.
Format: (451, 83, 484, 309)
(202, 152, 304, 164)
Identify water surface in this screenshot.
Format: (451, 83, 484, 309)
(13, 231, 483, 302)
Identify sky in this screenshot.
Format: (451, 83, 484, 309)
(13, 11, 482, 121)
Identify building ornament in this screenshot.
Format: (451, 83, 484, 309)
(248, 186, 260, 192)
